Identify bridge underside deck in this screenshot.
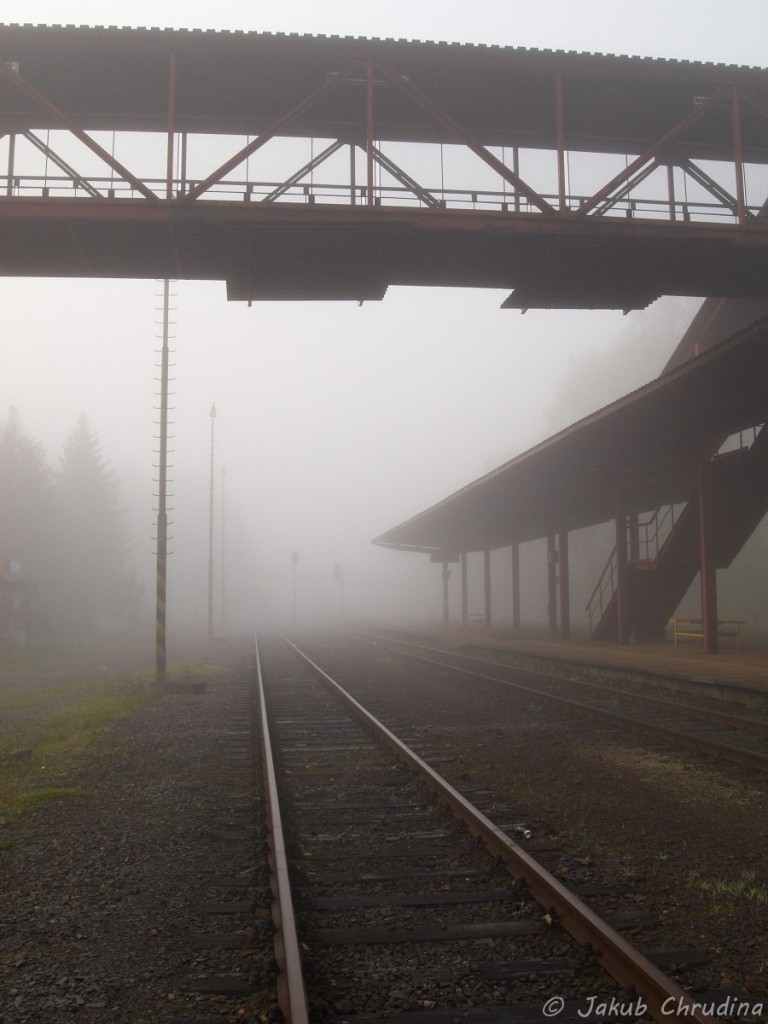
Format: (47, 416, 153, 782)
(3, 201, 768, 310)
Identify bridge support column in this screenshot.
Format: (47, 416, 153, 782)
(483, 548, 492, 628)
(442, 561, 450, 626)
(460, 552, 468, 627)
(547, 533, 558, 634)
(558, 528, 570, 639)
(699, 461, 719, 654)
(615, 489, 630, 644)
(511, 541, 521, 630)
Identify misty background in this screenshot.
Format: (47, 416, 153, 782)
(2, 0, 768, 648)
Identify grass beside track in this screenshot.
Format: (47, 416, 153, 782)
(0, 657, 225, 825)
(0, 672, 154, 823)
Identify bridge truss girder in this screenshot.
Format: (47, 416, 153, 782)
(2, 25, 768, 308)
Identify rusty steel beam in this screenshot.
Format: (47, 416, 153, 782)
(698, 462, 719, 655)
(483, 548, 492, 627)
(667, 162, 677, 221)
(555, 72, 567, 212)
(377, 62, 557, 215)
(559, 528, 570, 639)
(366, 59, 375, 208)
(614, 490, 630, 645)
(460, 551, 468, 627)
(511, 542, 521, 630)
(183, 62, 362, 202)
(5, 131, 14, 196)
(547, 533, 557, 634)
(731, 86, 747, 225)
(0, 60, 157, 201)
(165, 52, 176, 202)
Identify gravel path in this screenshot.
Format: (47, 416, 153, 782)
(0, 640, 278, 1024)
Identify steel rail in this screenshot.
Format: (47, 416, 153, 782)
(358, 629, 765, 703)
(352, 633, 768, 775)
(352, 632, 768, 738)
(277, 630, 716, 1024)
(253, 636, 310, 1024)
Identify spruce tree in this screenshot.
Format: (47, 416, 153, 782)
(51, 414, 131, 637)
(0, 408, 52, 581)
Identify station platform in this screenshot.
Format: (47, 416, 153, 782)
(375, 622, 768, 697)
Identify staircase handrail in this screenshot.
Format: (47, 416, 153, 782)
(587, 501, 680, 632)
(586, 547, 617, 631)
(637, 503, 678, 563)
(713, 422, 765, 460)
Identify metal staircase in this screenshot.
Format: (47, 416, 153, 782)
(587, 424, 768, 641)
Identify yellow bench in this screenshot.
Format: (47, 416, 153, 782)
(670, 618, 745, 652)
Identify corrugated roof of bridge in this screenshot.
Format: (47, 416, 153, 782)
(2, 23, 766, 70)
(372, 315, 768, 555)
(2, 23, 768, 156)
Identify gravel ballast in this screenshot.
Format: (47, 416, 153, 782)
(0, 641, 277, 1024)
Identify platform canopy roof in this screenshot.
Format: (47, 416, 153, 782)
(373, 316, 768, 557)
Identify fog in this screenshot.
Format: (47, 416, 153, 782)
(3, 0, 768, 648)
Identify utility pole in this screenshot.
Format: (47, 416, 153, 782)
(208, 402, 216, 640)
(291, 551, 299, 628)
(155, 279, 172, 682)
(220, 464, 227, 636)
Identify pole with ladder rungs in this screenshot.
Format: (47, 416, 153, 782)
(208, 402, 217, 640)
(155, 280, 172, 681)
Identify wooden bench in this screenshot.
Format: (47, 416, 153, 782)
(670, 618, 745, 652)
(467, 612, 487, 626)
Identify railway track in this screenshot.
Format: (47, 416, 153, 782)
(346, 630, 768, 777)
(255, 630, 727, 1024)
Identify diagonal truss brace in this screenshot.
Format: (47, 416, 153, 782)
(377, 63, 556, 216)
(261, 140, 344, 202)
(591, 160, 661, 217)
(575, 89, 730, 218)
(183, 63, 362, 202)
(678, 157, 756, 221)
(261, 138, 440, 209)
(23, 131, 103, 199)
(182, 53, 554, 214)
(367, 144, 441, 208)
(0, 60, 157, 201)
